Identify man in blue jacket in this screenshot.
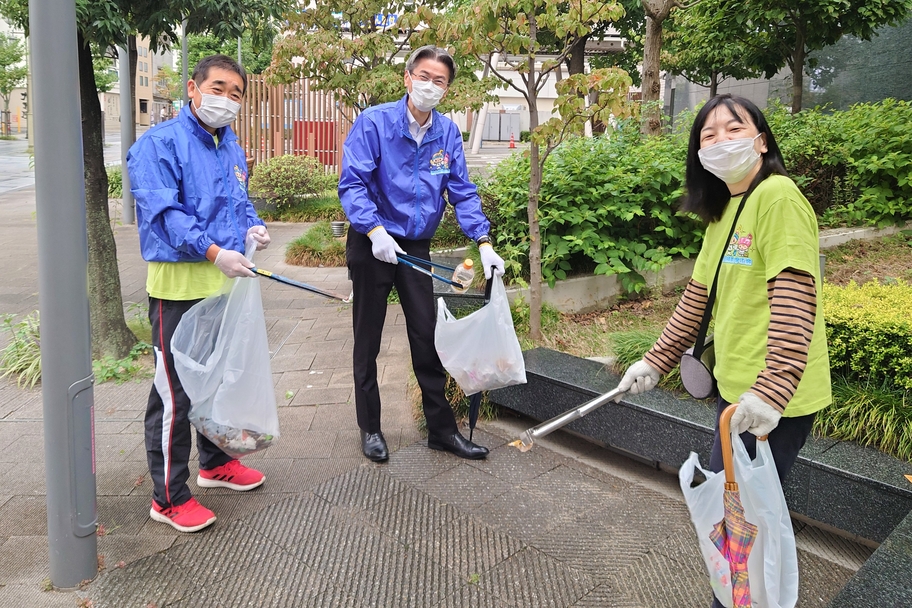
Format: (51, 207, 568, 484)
(128, 54, 270, 533)
(340, 45, 505, 462)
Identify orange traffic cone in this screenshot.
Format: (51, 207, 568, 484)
(509, 132, 516, 148)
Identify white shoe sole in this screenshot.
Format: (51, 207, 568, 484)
(149, 508, 216, 533)
(196, 474, 265, 492)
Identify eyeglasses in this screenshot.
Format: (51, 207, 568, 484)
(410, 71, 449, 89)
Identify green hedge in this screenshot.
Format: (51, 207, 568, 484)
(823, 279, 912, 391)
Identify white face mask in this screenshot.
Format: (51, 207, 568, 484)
(193, 93, 241, 129)
(408, 76, 446, 112)
(698, 134, 762, 184)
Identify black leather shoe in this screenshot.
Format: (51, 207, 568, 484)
(360, 431, 388, 462)
(427, 432, 489, 460)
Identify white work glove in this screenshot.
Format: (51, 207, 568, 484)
(617, 359, 661, 397)
(214, 248, 255, 278)
(368, 226, 405, 264)
(247, 225, 270, 251)
(730, 392, 782, 436)
(478, 244, 505, 279)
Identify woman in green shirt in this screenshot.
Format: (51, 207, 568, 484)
(619, 94, 831, 486)
(618, 92, 830, 608)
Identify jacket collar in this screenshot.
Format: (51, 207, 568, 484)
(396, 95, 441, 143)
(179, 104, 237, 147)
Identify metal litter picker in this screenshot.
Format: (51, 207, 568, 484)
(509, 386, 625, 451)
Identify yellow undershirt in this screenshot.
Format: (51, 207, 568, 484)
(146, 261, 226, 301)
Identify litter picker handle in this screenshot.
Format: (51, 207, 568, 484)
(510, 386, 625, 451)
(396, 255, 465, 288)
(719, 403, 769, 486)
(483, 266, 495, 304)
(253, 267, 348, 301)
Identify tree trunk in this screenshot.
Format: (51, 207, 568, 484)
(77, 32, 137, 359)
(566, 34, 588, 76)
(527, 18, 542, 342)
(791, 31, 806, 113)
(709, 69, 718, 97)
(641, 13, 664, 135)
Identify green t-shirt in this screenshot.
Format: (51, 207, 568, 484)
(146, 261, 227, 301)
(691, 175, 831, 417)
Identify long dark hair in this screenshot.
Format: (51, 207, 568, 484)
(680, 95, 788, 223)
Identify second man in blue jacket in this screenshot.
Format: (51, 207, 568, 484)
(339, 45, 505, 462)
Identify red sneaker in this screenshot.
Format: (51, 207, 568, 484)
(150, 498, 216, 533)
(197, 459, 265, 491)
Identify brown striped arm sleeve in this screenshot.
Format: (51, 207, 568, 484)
(749, 268, 817, 413)
(643, 280, 708, 375)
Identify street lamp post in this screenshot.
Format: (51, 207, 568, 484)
(29, 0, 98, 588)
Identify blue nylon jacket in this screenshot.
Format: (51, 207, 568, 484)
(127, 105, 264, 263)
(338, 95, 489, 241)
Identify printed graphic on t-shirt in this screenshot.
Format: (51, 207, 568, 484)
(429, 149, 451, 175)
(723, 226, 753, 266)
(234, 164, 247, 191)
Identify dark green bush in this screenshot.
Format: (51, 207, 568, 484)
(249, 155, 338, 208)
(519, 130, 531, 143)
(462, 130, 470, 142)
(480, 123, 702, 293)
(767, 99, 912, 228)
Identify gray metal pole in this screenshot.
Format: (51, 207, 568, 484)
(119, 46, 135, 224)
(29, 0, 97, 588)
(238, 37, 242, 66)
(181, 19, 189, 106)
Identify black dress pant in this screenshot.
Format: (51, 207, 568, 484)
(346, 229, 458, 436)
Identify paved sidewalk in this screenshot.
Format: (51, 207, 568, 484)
(0, 184, 871, 607)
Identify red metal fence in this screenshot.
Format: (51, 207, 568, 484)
(235, 75, 354, 175)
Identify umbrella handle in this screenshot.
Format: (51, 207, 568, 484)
(719, 403, 771, 486)
(719, 404, 739, 485)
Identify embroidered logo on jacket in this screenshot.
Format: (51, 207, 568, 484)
(723, 227, 753, 266)
(234, 164, 247, 191)
(429, 150, 450, 175)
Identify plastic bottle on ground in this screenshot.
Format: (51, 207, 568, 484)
(451, 258, 475, 294)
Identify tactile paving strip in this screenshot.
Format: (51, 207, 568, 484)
(480, 546, 595, 607)
(363, 485, 461, 545)
(313, 465, 409, 511)
(412, 514, 525, 577)
(608, 547, 712, 608)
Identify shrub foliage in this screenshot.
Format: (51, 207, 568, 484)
(480, 122, 703, 293)
(249, 154, 338, 208)
(823, 279, 912, 391)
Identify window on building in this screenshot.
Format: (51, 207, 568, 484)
(140, 99, 148, 114)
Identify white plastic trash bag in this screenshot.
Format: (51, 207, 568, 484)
(434, 274, 526, 396)
(679, 432, 799, 608)
(171, 241, 279, 457)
